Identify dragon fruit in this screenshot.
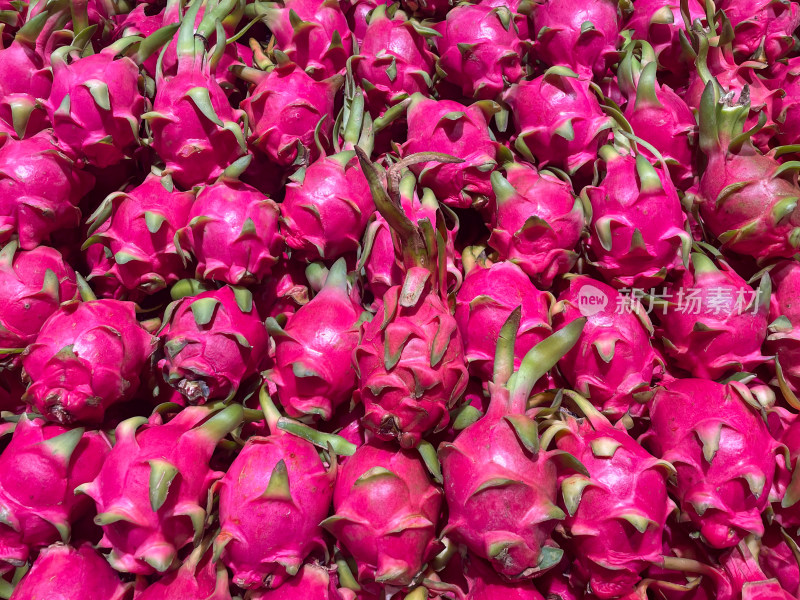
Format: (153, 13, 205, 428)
(258, 0, 352, 80)
(44, 29, 168, 167)
(583, 145, 690, 288)
(453, 552, 546, 599)
(768, 57, 800, 147)
(281, 151, 373, 262)
(356, 279, 468, 447)
(695, 80, 800, 259)
(239, 59, 340, 168)
(455, 259, 552, 381)
(114, 0, 249, 94)
(144, 0, 247, 189)
(401, 94, 498, 210)
(83, 170, 194, 295)
(78, 404, 242, 574)
(175, 176, 283, 286)
(249, 563, 335, 599)
(657, 253, 770, 380)
(685, 39, 781, 151)
(354, 150, 469, 448)
(758, 524, 800, 596)
(0, 241, 78, 363)
(720, 0, 800, 64)
(0, 414, 110, 568)
(548, 392, 674, 598)
(642, 379, 780, 548)
(617, 44, 697, 190)
(552, 276, 664, 421)
(269, 258, 365, 420)
(321, 439, 443, 587)
(157, 286, 269, 404)
(216, 392, 337, 589)
(21, 298, 157, 424)
(767, 259, 800, 397)
(768, 407, 800, 533)
(503, 67, 612, 176)
(9, 543, 129, 600)
(361, 170, 462, 300)
(0, 130, 94, 249)
(531, 0, 623, 79)
(0, 9, 63, 139)
(623, 0, 705, 84)
(434, 4, 527, 100)
(136, 540, 231, 600)
(488, 162, 585, 289)
(350, 6, 435, 113)
(440, 310, 586, 579)
(252, 253, 311, 320)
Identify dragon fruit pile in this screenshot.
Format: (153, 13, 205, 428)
(3, 0, 800, 597)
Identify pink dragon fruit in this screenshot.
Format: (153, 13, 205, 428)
(503, 67, 612, 176)
(239, 59, 341, 168)
(455, 259, 552, 381)
(21, 298, 157, 424)
(259, 0, 353, 79)
(0, 8, 64, 139)
(617, 45, 697, 190)
(642, 379, 780, 548)
(487, 162, 585, 289)
(249, 563, 335, 599)
(281, 151, 373, 262)
(83, 170, 194, 295)
(434, 4, 527, 100)
(531, 0, 623, 79)
(136, 540, 231, 600)
(356, 279, 468, 447)
(252, 253, 311, 320)
(145, 0, 247, 189)
(758, 525, 800, 596)
(767, 260, 800, 397)
(719, 0, 800, 63)
(401, 94, 498, 210)
(552, 276, 664, 421)
(355, 149, 469, 448)
(350, 5, 436, 113)
(114, 0, 250, 95)
(458, 552, 546, 599)
(657, 253, 770, 379)
(269, 258, 365, 420)
(549, 392, 675, 598)
(361, 170, 462, 300)
(718, 540, 797, 600)
(768, 407, 800, 534)
(78, 404, 242, 574)
(0, 130, 94, 249)
(768, 57, 800, 148)
(0, 241, 78, 362)
(623, 0, 705, 84)
(583, 146, 690, 288)
(9, 543, 129, 600)
(175, 176, 283, 286)
(216, 393, 337, 589)
(440, 310, 586, 579)
(45, 32, 160, 167)
(684, 40, 781, 151)
(400, 0, 453, 18)
(0, 414, 110, 569)
(157, 286, 269, 404)
(695, 80, 800, 259)
(321, 440, 443, 587)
